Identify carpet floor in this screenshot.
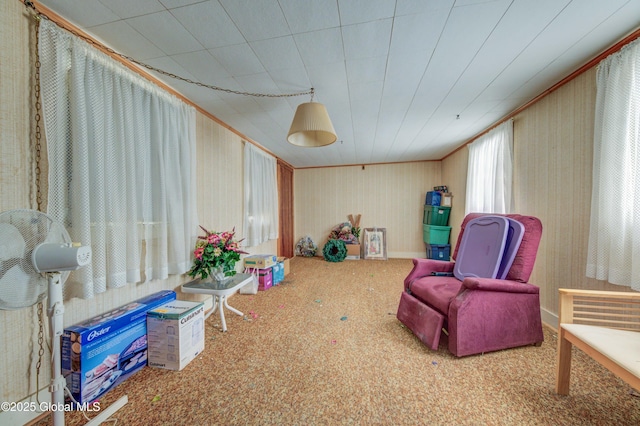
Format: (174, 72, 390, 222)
(36, 256, 639, 425)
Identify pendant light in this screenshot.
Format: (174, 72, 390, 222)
(287, 88, 337, 147)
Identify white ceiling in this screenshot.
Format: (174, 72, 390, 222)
(37, 0, 640, 168)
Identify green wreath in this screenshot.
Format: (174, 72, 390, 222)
(323, 239, 347, 262)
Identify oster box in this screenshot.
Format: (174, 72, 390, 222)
(61, 290, 176, 406)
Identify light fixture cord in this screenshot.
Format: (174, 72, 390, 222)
(25, 1, 47, 404)
(23, 1, 313, 99)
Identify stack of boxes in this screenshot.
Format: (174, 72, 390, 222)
(244, 255, 288, 291)
(423, 189, 452, 260)
(61, 290, 177, 406)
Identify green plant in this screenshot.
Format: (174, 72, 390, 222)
(188, 226, 248, 280)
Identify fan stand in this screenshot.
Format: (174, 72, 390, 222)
(46, 272, 128, 426)
(47, 271, 65, 426)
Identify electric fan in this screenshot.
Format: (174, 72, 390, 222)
(0, 209, 91, 426)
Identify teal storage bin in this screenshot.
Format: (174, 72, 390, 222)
(423, 224, 451, 245)
(423, 205, 451, 226)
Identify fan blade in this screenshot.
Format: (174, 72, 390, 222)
(0, 223, 26, 261)
(0, 264, 44, 309)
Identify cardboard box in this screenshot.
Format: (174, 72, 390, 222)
(244, 254, 277, 269)
(147, 300, 205, 371)
(276, 257, 290, 275)
(61, 290, 176, 405)
(346, 244, 361, 260)
(441, 193, 453, 207)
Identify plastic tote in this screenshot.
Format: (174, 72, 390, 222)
(240, 268, 259, 294)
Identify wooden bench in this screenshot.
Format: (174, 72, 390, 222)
(555, 288, 640, 395)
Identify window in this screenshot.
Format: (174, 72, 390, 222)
(465, 119, 514, 215)
(39, 20, 197, 299)
(586, 38, 640, 291)
(243, 143, 278, 247)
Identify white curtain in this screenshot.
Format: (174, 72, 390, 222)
(586, 38, 640, 291)
(38, 20, 198, 299)
(465, 119, 514, 214)
(243, 143, 278, 247)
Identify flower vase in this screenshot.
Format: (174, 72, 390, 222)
(212, 266, 230, 282)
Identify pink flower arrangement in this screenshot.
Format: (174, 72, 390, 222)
(188, 226, 248, 280)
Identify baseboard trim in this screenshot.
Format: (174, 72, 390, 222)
(387, 252, 427, 259)
(3, 387, 50, 426)
(541, 307, 558, 332)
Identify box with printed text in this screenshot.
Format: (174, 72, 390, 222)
(61, 290, 176, 406)
(147, 300, 205, 371)
(243, 254, 277, 269)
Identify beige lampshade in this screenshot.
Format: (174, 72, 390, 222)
(287, 102, 337, 147)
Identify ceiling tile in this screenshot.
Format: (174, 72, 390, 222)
(388, 10, 450, 57)
(268, 68, 312, 94)
(159, 0, 203, 8)
(219, 0, 290, 41)
(99, 0, 165, 19)
(346, 57, 387, 84)
(43, 0, 120, 27)
(279, 0, 340, 34)
(142, 55, 198, 84)
(250, 36, 305, 72)
(349, 80, 384, 102)
(338, 0, 396, 25)
(234, 72, 282, 96)
(209, 43, 265, 76)
(170, 50, 230, 84)
(88, 20, 165, 61)
(342, 19, 393, 59)
(294, 28, 345, 66)
(395, 0, 455, 16)
(126, 11, 203, 55)
(170, 1, 245, 49)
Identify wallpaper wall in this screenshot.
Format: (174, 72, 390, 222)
(0, 0, 275, 408)
(294, 161, 442, 259)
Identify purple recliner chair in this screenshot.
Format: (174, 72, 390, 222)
(397, 213, 544, 357)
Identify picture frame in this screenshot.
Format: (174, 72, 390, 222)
(363, 228, 387, 260)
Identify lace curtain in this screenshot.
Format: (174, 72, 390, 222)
(586, 38, 640, 290)
(38, 20, 198, 299)
(465, 119, 514, 215)
(243, 143, 278, 247)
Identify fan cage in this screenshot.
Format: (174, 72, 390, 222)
(0, 209, 71, 310)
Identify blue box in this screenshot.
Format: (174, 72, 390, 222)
(61, 290, 176, 406)
(272, 262, 284, 285)
(426, 244, 451, 260)
(425, 191, 441, 206)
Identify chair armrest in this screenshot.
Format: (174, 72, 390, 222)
(559, 288, 640, 300)
(462, 277, 539, 294)
(404, 258, 454, 289)
(558, 288, 640, 329)
(556, 288, 640, 395)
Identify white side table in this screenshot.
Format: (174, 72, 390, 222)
(181, 273, 252, 332)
